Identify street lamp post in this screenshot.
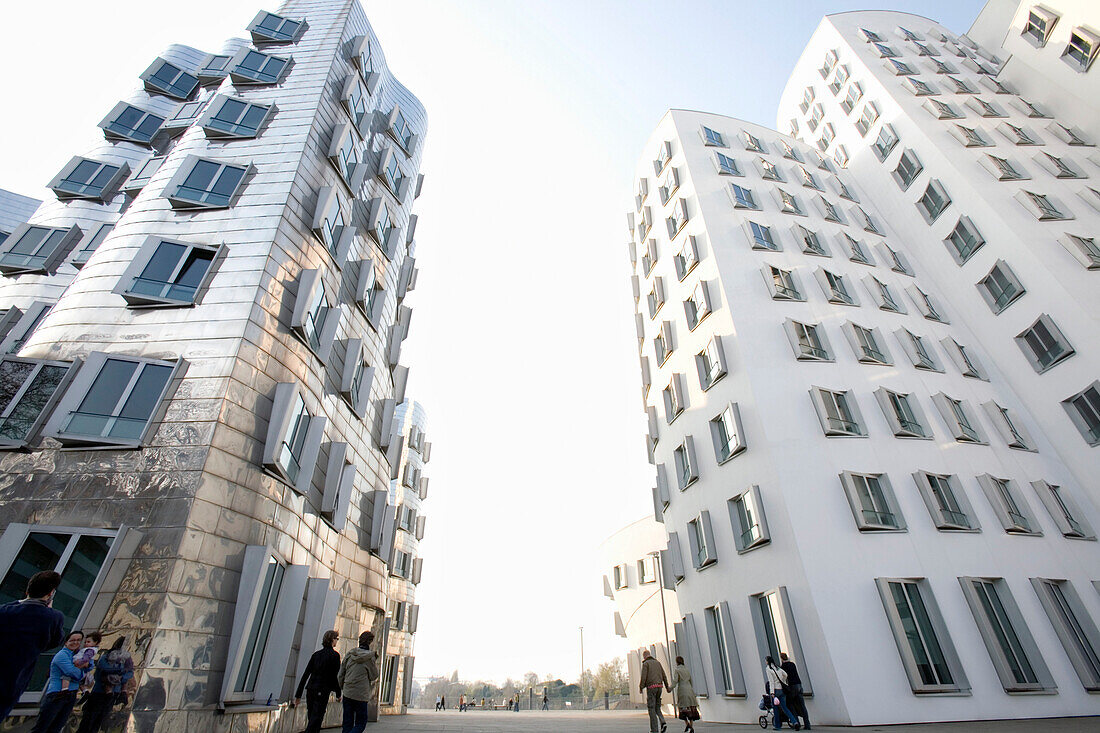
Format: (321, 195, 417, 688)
(652, 552, 674, 677)
(579, 625, 586, 707)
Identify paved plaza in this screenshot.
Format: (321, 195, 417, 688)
(362, 710, 1100, 732)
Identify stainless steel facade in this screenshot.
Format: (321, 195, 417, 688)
(0, 1, 427, 731)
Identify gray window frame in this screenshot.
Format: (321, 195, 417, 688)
(892, 150, 923, 190)
(703, 601, 747, 697)
(0, 302, 53, 355)
(897, 328, 942, 372)
(750, 587, 813, 695)
(163, 155, 252, 210)
(0, 356, 78, 450)
(763, 264, 803, 301)
(356, 258, 386, 329)
(291, 269, 341, 363)
(1062, 381, 1100, 446)
(875, 387, 933, 439)
(710, 402, 747, 464)
(0, 223, 82, 276)
(262, 382, 326, 493)
(227, 47, 294, 86)
(113, 236, 223, 308)
(729, 484, 770, 553)
(696, 335, 728, 391)
(944, 216, 985, 264)
(784, 318, 833, 362)
(917, 180, 952, 223)
(839, 471, 906, 531)
(816, 267, 858, 306)
(320, 442, 355, 531)
(70, 223, 115, 269)
(246, 10, 307, 45)
(745, 220, 779, 251)
(312, 186, 357, 265)
(340, 338, 375, 418)
(686, 510, 718, 570)
(1030, 578, 1100, 691)
(842, 321, 892, 365)
(97, 102, 165, 145)
(673, 436, 699, 490)
(122, 155, 166, 194)
(47, 156, 129, 202)
(198, 94, 276, 140)
(912, 471, 979, 531)
(675, 236, 700, 280)
(978, 259, 1025, 314)
(931, 393, 988, 444)
(976, 474, 1043, 536)
(981, 400, 1034, 450)
(1016, 314, 1074, 373)
(1031, 481, 1095, 540)
(809, 386, 866, 437)
(139, 58, 200, 100)
(875, 577, 970, 694)
(43, 352, 185, 449)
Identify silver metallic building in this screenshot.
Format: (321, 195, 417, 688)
(0, 1, 427, 730)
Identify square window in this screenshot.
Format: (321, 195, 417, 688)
(1023, 7, 1059, 46)
(197, 54, 232, 83)
(908, 284, 945, 322)
(999, 122, 1041, 145)
(701, 126, 725, 147)
(247, 10, 306, 44)
(1032, 481, 1094, 539)
(710, 403, 746, 463)
(348, 35, 379, 90)
(871, 277, 905, 313)
(714, 152, 741, 176)
(1016, 314, 1074, 372)
(70, 223, 114, 268)
(976, 475, 1041, 535)
(876, 387, 930, 438)
(341, 74, 372, 134)
(983, 154, 1028, 181)
(843, 233, 873, 265)
(291, 269, 341, 362)
(840, 471, 905, 530)
(729, 485, 770, 552)
(953, 124, 991, 147)
(845, 322, 891, 364)
(796, 225, 828, 257)
(98, 102, 165, 145)
(751, 587, 814, 694)
(45, 352, 183, 448)
(945, 216, 985, 263)
(764, 265, 802, 301)
(913, 472, 977, 531)
(907, 78, 937, 96)
(932, 393, 986, 443)
(1063, 27, 1100, 71)
(140, 58, 200, 100)
(776, 189, 804, 215)
(917, 180, 952, 222)
(1062, 381, 1100, 446)
(48, 157, 128, 202)
(747, 221, 778, 251)
(742, 131, 766, 153)
(164, 156, 250, 210)
(115, 237, 221, 307)
(818, 268, 857, 305)
(810, 386, 865, 436)
(654, 320, 674, 365)
(229, 48, 292, 86)
(1017, 190, 1071, 220)
(786, 319, 831, 361)
(696, 336, 728, 390)
(0, 302, 51, 355)
(122, 155, 166, 193)
(893, 150, 923, 189)
(673, 436, 699, 490)
(899, 329, 940, 371)
(0, 357, 73, 449)
(0, 224, 82, 276)
(200, 94, 275, 139)
(978, 260, 1025, 313)
(729, 183, 757, 210)
(674, 236, 699, 280)
(872, 125, 899, 160)
(329, 123, 366, 190)
(647, 277, 665, 319)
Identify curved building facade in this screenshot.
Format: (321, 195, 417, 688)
(0, 1, 427, 730)
(628, 105, 1100, 725)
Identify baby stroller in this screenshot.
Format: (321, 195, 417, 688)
(757, 691, 800, 729)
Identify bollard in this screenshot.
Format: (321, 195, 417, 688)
(604, 692, 609, 710)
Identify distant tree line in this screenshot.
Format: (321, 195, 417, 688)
(413, 658, 629, 708)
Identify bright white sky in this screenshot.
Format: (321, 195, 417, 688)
(1, 0, 983, 684)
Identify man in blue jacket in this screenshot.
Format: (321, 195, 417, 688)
(0, 571, 66, 723)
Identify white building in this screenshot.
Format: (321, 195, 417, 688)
(628, 29, 1100, 720)
(0, 1, 427, 730)
(600, 516, 681, 706)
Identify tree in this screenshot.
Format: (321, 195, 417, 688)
(579, 668, 595, 699)
(594, 657, 629, 696)
(523, 671, 539, 688)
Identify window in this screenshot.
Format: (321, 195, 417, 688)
(797, 166, 821, 191)
(840, 471, 904, 531)
(926, 99, 960, 119)
(696, 336, 728, 390)
(978, 260, 1024, 313)
(1016, 190, 1070, 220)
(1023, 7, 1059, 46)
(882, 245, 912, 275)
(340, 339, 374, 418)
(799, 86, 815, 113)
(877, 388, 930, 438)
(641, 237, 658, 275)
(902, 330, 939, 371)
(47, 157, 127, 202)
(741, 131, 766, 153)
(729, 485, 769, 552)
(759, 157, 784, 181)
(954, 124, 991, 147)
(1000, 122, 1040, 145)
(70, 223, 113, 268)
(729, 183, 757, 210)
(674, 236, 699, 280)
(45, 353, 182, 448)
(828, 64, 849, 94)
(200, 95, 274, 139)
(984, 154, 1027, 181)
(843, 234, 872, 265)
(291, 270, 340, 362)
(164, 156, 249, 210)
(647, 277, 665, 318)
(820, 48, 839, 77)
(777, 189, 804, 215)
(1016, 314, 1074, 372)
(115, 237, 220, 307)
(933, 394, 985, 443)
(357, 259, 386, 327)
(659, 169, 680, 203)
(638, 557, 657, 585)
(960, 577, 1054, 692)
(1049, 123, 1091, 146)
(686, 511, 717, 569)
(1031, 579, 1100, 691)
(907, 78, 937, 96)
(977, 475, 1041, 535)
(1032, 481, 1094, 539)
(140, 58, 199, 100)
(796, 226, 828, 257)
(855, 103, 879, 136)
(945, 217, 985, 263)
(328, 123, 365, 190)
(888, 59, 913, 75)
(263, 382, 326, 490)
(847, 323, 891, 364)
(786, 319, 831, 361)
(982, 401, 1032, 450)
(349, 35, 379, 87)
(913, 472, 977, 530)
(1038, 152, 1082, 179)
(312, 186, 356, 263)
(947, 76, 976, 93)
(701, 126, 725, 147)
(929, 58, 956, 74)
(872, 125, 898, 160)
(710, 403, 746, 463)
(841, 83, 863, 114)
(368, 197, 399, 257)
(714, 152, 741, 176)
(341, 74, 371, 134)
(820, 269, 856, 305)
(247, 10, 306, 44)
(817, 197, 843, 223)
(162, 98, 208, 135)
(635, 178, 649, 208)
(875, 42, 898, 58)
(861, 28, 883, 43)
(228, 48, 292, 85)
(893, 150, 923, 189)
(876, 578, 968, 693)
(780, 141, 802, 161)
(765, 265, 801, 301)
(673, 437, 698, 490)
(704, 603, 746, 696)
(1063, 27, 1100, 71)
(1063, 382, 1100, 446)
(909, 285, 945, 322)
(197, 53, 232, 83)
(816, 123, 835, 152)
(662, 373, 686, 423)
(0, 224, 82, 276)
(751, 588, 812, 694)
(654, 321, 673, 365)
(917, 180, 951, 222)
(747, 221, 777, 250)
(871, 277, 905, 313)
(833, 145, 850, 168)
(0, 525, 121, 701)
(386, 106, 416, 152)
(654, 141, 672, 173)
(122, 155, 165, 193)
(0, 357, 72, 449)
(98, 103, 165, 144)
(685, 281, 712, 329)
(612, 563, 628, 590)
(0, 302, 51, 355)
(666, 198, 689, 237)
(810, 387, 865, 436)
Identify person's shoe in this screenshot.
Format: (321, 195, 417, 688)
(661, 723, 667, 733)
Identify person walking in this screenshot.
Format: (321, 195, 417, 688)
(434, 695, 441, 711)
(541, 692, 549, 711)
(765, 656, 799, 731)
(0, 571, 66, 722)
(639, 650, 670, 733)
(75, 636, 135, 733)
(670, 656, 699, 733)
(294, 630, 342, 733)
(337, 631, 378, 733)
(30, 631, 89, 733)
(779, 653, 810, 730)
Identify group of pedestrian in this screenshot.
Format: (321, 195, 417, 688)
(293, 630, 379, 733)
(764, 653, 810, 731)
(0, 571, 134, 733)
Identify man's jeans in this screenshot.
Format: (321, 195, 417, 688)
(304, 688, 331, 733)
(772, 690, 798, 731)
(787, 683, 810, 728)
(341, 697, 370, 733)
(30, 691, 77, 733)
(646, 686, 665, 733)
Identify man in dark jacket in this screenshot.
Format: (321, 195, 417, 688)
(0, 571, 66, 723)
(638, 650, 670, 733)
(780, 653, 810, 730)
(294, 630, 342, 733)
